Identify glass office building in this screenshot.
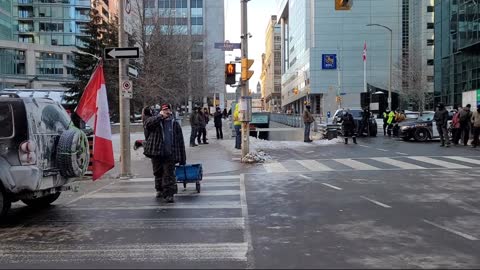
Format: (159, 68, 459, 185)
(278, 0, 403, 115)
(434, 0, 480, 106)
(0, 0, 13, 40)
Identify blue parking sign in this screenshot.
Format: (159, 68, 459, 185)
(322, 54, 337, 70)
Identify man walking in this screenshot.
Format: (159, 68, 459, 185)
(214, 107, 224, 139)
(386, 109, 396, 136)
(459, 104, 473, 146)
(434, 103, 450, 147)
(338, 109, 357, 145)
(189, 106, 200, 147)
(303, 105, 314, 142)
(471, 105, 480, 148)
(143, 104, 186, 203)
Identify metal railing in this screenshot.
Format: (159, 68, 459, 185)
(270, 113, 305, 128)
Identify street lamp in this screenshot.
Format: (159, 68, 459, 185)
(366, 23, 393, 110)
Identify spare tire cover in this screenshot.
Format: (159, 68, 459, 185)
(56, 128, 90, 178)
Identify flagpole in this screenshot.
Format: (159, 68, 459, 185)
(364, 41, 367, 93)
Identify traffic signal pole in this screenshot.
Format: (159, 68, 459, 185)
(119, 0, 132, 178)
(240, 0, 250, 158)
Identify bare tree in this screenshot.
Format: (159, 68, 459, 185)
(392, 56, 433, 112)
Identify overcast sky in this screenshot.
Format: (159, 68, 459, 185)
(224, 0, 278, 93)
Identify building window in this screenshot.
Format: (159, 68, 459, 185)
(427, 23, 434, 29)
(427, 76, 434, 82)
(145, 0, 155, 8)
(427, 59, 434, 66)
(427, 39, 434, 46)
(427, 6, 434, 12)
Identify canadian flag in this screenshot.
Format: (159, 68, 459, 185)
(75, 62, 114, 181)
(363, 41, 367, 62)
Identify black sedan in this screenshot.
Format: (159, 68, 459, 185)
(333, 109, 377, 137)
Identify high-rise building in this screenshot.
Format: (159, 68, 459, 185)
(277, 0, 403, 115)
(92, 0, 118, 22)
(0, 0, 13, 41)
(128, 0, 225, 109)
(434, 0, 480, 106)
(261, 15, 281, 112)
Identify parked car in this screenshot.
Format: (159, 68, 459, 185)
(0, 93, 90, 219)
(398, 111, 453, 142)
(333, 108, 377, 137)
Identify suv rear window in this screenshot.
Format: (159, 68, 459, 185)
(0, 103, 14, 138)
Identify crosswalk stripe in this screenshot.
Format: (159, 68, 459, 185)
(333, 159, 380, 170)
(67, 203, 242, 210)
(0, 243, 248, 262)
(85, 191, 240, 199)
(264, 162, 288, 173)
(297, 160, 333, 171)
(119, 176, 240, 183)
(408, 156, 471, 169)
(107, 182, 239, 188)
(371, 157, 426, 170)
(444, 156, 480, 166)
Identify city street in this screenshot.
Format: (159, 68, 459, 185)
(0, 131, 479, 268)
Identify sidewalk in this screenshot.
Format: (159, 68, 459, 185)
(108, 119, 244, 179)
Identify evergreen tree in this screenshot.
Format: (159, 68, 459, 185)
(63, 8, 119, 121)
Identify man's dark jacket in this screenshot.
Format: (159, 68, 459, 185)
(143, 115, 186, 164)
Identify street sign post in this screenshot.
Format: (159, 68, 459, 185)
(105, 47, 139, 59)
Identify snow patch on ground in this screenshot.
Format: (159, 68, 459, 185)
(241, 151, 272, 164)
(249, 136, 342, 151)
(112, 133, 147, 161)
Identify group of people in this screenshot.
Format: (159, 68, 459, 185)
(447, 104, 480, 148)
(189, 106, 226, 147)
(383, 108, 407, 137)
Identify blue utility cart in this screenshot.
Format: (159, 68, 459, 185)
(175, 164, 203, 193)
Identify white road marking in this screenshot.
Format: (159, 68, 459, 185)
(423, 219, 478, 241)
(232, 158, 241, 161)
(0, 243, 248, 262)
(64, 182, 116, 206)
(371, 157, 426, 170)
(334, 159, 380, 171)
(307, 151, 315, 154)
(67, 203, 242, 210)
(264, 162, 289, 173)
(408, 156, 471, 169)
(115, 182, 239, 188)
(203, 175, 241, 180)
(360, 196, 392, 208)
(299, 174, 312, 180)
(85, 191, 240, 199)
(240, 174, 255, 269)
(444, 156, 480, 166)
(396, 152, 409, 156)
(359, 145, 370, 148)
(376, 148, 389, 152)
(321, 183, 343, 191)
(297, 160, 334, 172)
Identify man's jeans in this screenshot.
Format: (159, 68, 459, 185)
(190, 127, 197, 145)
(304, 122, 311, 141)
(437, 125, 450, 145)
(151, 157, 177, 196)
(234, 125, 241, 149)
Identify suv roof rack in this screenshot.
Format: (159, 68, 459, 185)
(0, 92, 20, 98)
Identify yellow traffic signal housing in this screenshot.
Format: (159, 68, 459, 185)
(335, 0, 352, 10)
(225, 63, 236, 85)
(241, 58, 254, 81)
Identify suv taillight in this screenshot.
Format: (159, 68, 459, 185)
(19, 140, 37, 165)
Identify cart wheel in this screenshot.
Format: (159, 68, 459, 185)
(183, 181, 187, 189)
(196, 182, 201, 193)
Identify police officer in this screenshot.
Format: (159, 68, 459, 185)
(338, 109, 357, 144)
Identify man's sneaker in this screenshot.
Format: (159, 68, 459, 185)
(203, 142, 209, 144)
(156, 191, 163, 198)
(164, 195, 175, 203)
(190, 144, 198, 147)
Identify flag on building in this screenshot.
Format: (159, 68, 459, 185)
(75, 62, 114, 181)
(363, 41, 367, 62)
(363, 41, 367, 93)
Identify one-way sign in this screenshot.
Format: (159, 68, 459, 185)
(105, 47, 139, 59)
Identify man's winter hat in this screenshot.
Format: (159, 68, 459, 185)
(161, 104, 172, 110)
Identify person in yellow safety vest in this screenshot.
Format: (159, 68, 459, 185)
(233, 103, 242, 149)
(383, 109, 391, 136)
(386, 110, 396, 137)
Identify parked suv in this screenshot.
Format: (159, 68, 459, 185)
(0, 93, 89, 219)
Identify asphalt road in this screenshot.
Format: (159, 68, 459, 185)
(0, 135, 479, 268)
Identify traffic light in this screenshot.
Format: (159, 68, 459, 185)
(241, 58, 254, 81)
(335, 0, 352, 10)
(225, 63, 236, 85)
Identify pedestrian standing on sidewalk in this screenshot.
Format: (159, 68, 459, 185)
(451, 107, 462, 145)
(233, 103, 242, 149)
(143, 104, 186, 203)
(303, 105, 314, 142)
(383, 108, 391, 136)
(214, 107, 224, 139)
(189, 106, 200, 147)
(338, 109, 357, 145)
(434, 103, 451, 147)
(197, 107, 208, 145)
(471, 105, 480, 148)
(459, 104, 473, 146)
(223, 108, 228, 119)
